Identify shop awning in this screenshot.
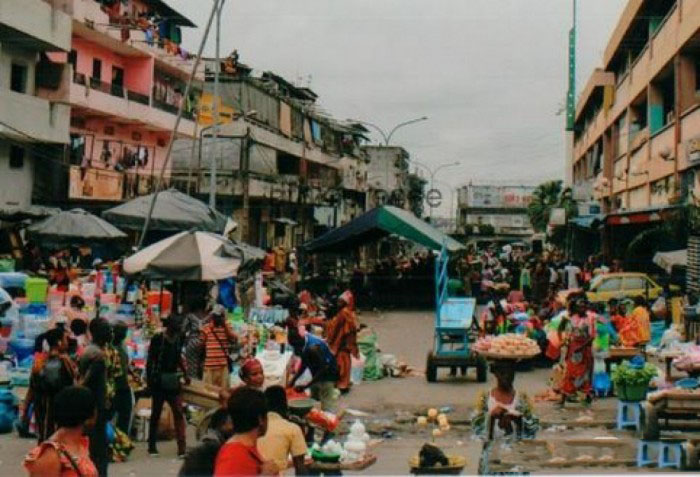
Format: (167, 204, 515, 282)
(303, 206, 464, 253)
(605, 205, 679, 226)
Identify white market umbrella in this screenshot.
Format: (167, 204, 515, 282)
(123, 230, 263, 281)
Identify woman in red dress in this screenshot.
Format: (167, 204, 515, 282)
(559, 299, 596, 407)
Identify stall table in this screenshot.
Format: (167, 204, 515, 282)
(642, 389, 700, 440)
(660, 351, 684, 380)
(605, 347, 645, 374)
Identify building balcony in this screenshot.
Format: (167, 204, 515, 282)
(68, 0, 197, 80)
(0, 0, 71, 51)
(648, 124, 675, 182)
(0, 89, 70, 144)
(66, 73, 196, 137)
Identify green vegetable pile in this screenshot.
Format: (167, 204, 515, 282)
(611, 360, 658, 386)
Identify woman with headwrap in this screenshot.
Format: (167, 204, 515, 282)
(217, 357, 265, 407)
(199, 358, 266, 440)
(324, 290, 359, 394)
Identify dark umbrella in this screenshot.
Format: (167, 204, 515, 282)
(27, 209, 127, 243)
(0, 205, 61, 222)
(102, 189, 228, 233)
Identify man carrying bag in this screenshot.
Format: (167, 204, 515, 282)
(146, 315, 190, 458)
(202, 305, 238, 389)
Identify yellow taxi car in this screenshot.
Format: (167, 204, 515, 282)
(585, 273, 663, 303)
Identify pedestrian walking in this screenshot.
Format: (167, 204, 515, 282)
(23, 328, 77, 444)
(325, 291, 359, 394)
(214, 387, 278, 477)
(109, 321, 132, 436)
(145, 314, 189, 458)
(24, 386, 99, 477)
(202, 305, 237, 389)
(78, 318, 111, 476)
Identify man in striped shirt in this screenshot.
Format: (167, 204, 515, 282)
(202, 305, 238, 389)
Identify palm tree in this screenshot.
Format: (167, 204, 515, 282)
(527, 180, 576, 232)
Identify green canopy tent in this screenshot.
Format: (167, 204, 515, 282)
(303, 205, 464, 253)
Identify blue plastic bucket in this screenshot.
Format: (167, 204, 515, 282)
(9, 339, 34, 363)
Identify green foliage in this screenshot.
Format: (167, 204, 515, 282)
(611, 360, 658, 387)
(527, 180, 577, 233)
(407, 173, 427, 218)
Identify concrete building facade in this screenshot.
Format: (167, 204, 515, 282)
(35, 0, 199, 208)
(363, 146, 410, 209)
(573, 1, 700, 224)
(0, 0, 71, 209)
(171, 62, 369, 249)
(457, 184, 535, 237)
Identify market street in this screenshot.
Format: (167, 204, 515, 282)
(0, 309, 546, 476)
(6, 1, 700, 476)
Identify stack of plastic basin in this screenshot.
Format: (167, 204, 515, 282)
(25, 277, 48, 303)
(9, 338, 34, 363)
(0, 273, 28, 293)
(23, 316, 49, 340)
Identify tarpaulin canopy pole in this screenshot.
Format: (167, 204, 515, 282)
(137, 0, 221, 250)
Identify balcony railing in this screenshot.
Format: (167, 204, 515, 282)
(152, 98, 196, 120)
(152, 98, 178, 115)
(71, 72, 196, 121)
(89, 77, 112, 95)
(127, 90, 149, 106)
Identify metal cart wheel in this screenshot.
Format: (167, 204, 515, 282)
(426, 353, 437, 383)
(476, 358, 488, 383)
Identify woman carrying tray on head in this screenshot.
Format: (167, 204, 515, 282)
(472, 360, 539, 441)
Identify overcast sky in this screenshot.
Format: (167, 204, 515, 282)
(170, 0, 625, 213)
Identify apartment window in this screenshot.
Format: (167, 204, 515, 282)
(111, 66, 124, 97)
(9, 146, 25, 169)
(68, 50, 77, 72)
(92, 59, 102, 81)
(10, 63, 28, 93)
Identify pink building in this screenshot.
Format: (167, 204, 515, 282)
(38, 0, 199, 205)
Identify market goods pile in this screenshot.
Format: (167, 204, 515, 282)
(473, 333, 540, 358)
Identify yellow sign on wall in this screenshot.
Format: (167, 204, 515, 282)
(197, 92, 235, 126)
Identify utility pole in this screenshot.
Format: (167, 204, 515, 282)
(240, 127, 251, 243)
(210, 0, 225, 208)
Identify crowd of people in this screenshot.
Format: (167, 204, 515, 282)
(458, 244, 672, 409)
(17, 278, 362, 477)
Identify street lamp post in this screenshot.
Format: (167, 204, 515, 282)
(352, 117, 428, 203)
(412, 160, 460, 221)
(353, 116, 428, 146)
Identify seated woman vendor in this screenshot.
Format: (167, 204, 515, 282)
(617, 296, 651, 347)
(472, 361, 539, 440)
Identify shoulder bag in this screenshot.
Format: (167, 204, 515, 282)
(157, 334, 182, 393)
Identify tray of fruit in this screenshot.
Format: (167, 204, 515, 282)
(473, 333, 540, 360)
